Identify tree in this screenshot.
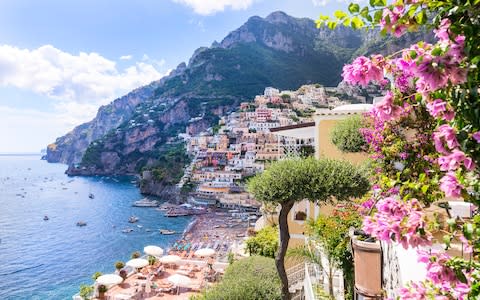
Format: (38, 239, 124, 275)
(330, 115, 366, 152)
(248, 157, 369, 300)
(193, 256, 281, 300)
(245, 226, 279, 258)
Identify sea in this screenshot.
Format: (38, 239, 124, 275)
(0, 154, 191, 300)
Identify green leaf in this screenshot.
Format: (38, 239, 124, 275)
(348, 3, 360, 13)
(334, 10, 348, 19)
(415, 10, 427, 25)
(360, 6, 369, 18)
(327, 21, 338, 30)
(431, 47, 442, 56)
(463, 223, 475, 240)
(421, 185, 429, 193)
(351, 16, 364, 29)
(374, 10, 383, 22)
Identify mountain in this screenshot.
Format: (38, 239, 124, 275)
(46, 11, 418, 181)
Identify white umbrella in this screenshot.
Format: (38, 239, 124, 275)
(96, 274, 123, 286)
(126, 258, 149, 269)
(167, 274, 192, 295)
(159, 255, 181, 264)
(194, 248, 216, 257)
(144, 245, 164, 257)
(167, 274, 191, 286)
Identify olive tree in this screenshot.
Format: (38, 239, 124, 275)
(248, 157, 369, 300)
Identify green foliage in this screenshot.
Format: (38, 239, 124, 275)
(245, 226, 279, 258)
(98, 285, 107, 293)
(148, 255, 156, 266)
(79, 284, 94, 300)
(195, 256, 281, 300)
(81, 141, 105, 168)
(91, 272, 102, 281)
(247, 157, 370, 205)
(115, 261, 125, 270)
(227, 251, 235, 265)
(146, 144, 190, 184)
(330, 115, 366, 153)
(131, 251, 141, 259)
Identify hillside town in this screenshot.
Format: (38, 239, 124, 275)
(175, 83, 381, 213)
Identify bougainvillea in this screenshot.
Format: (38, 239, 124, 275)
(318, 0, 480, 298)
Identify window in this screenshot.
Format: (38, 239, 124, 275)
(294, 211, 307, 221)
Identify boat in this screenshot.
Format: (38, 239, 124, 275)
(164, 208, 191, 217)
(88, 193, 94, 199)
(159, 229, 176, 235)
(137, 225, 143, 228)
(76, 221, 87, 227)
(128, 216, 139, 223)
(122, 228, 133, 233)
(43, 216, 49, 221)
(132, 198, 159, 207)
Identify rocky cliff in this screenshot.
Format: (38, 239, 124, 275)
(48, 11, 423, 186)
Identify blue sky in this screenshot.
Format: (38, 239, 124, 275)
(0, 0, 352, 152)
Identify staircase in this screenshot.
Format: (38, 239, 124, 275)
(287, 262, 322, 300)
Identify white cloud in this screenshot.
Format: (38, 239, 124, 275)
(173, 0, 254, 15)
(0, 44, 165, 104)
(119, 54, 132, 60)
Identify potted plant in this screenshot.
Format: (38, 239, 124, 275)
(119, 269, 128, 280)
(131, 251, 141, 259)
(91, 271, 102, 281)
(350, 229, 382, 298)
(115, 261, 125, 272)
(98, 284, 107, 299)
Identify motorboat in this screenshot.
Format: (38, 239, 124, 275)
(159, 229, 176, 235)
(132, 198, 159, 207)
(88, 193, 95, 199)
(76, 221, 87, 227)
(122, 228, 133, 233)
(43, 216, 49, 221)
(128, 216, 139, 223)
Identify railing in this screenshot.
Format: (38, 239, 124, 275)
(304, 262, 316, 300)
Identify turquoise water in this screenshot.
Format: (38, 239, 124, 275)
(0, 155, 191, 300)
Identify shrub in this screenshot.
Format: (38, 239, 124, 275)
(91, 271, 102, 281)
(79, 284, 94, 300)
(131, 251, 141, 259)
(245, 226, 279, 258)
(115, 261, 125, 270)
(196, 256, 281, 300)
(330, 115, 366, 152)
(148, 255, 156, 265)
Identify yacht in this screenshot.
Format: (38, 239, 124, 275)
(128, 216, 139, 223)
(132, 198, 159, 207)
(159, 229, 176, 235)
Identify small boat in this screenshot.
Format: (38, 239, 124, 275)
(88, 193, 94, 199)
(76, 221, 87, 227)
(137, 225, 143, 228)
(128, 216, 139, 223)
(159, 229, 176, 235)
(43, 216, 49, 221)
(122, 228, 133, 233)
(145, 229, 152, 232)
(132, 198, 159, 207)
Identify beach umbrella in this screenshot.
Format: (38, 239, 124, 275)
(194, 248, 216, 257)
(167, 274, 191, 295)
(126, 258, 149, 269)
(159, 255, 181, 264)
(144, 245, 164, 257)
(96, 274, 123, 286)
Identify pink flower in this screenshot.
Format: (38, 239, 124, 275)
(426, 99, 455, 121)
(437, 149, 475, 171)
(473, 131, 480, 143)
(372, 91, 402, 122)
(433, 125, 460, 155)
(440, 172, 463, 198)
(342, 56, 384, 86)
(381, 6, 407, 37)
(434, 19, 451, 41)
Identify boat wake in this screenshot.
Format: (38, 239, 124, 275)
(0, 263, 44, 276)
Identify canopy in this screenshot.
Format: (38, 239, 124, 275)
(144, 245, 164, 257)
(96, 274, 123, 286)
(159, 255, 181, 264)
(194, 248, 216, 257)
(126, 258, 149, 269)
(167, 274, 191, 287)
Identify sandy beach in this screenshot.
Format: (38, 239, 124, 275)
(166, 208, 253, 262)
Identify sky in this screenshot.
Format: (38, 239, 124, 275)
(0, 0, 355, 153)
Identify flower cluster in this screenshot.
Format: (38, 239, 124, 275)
(363, 198, 432, 249)
(342, 55, 384, 86)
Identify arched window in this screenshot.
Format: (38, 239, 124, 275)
(294, 211, 307, 221)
